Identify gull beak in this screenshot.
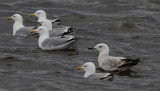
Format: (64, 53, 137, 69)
(39, 23, 42, 26)
(88, 47, 96, 50)
(7, 17, 12, 20)
(76, 67, 82, 70)
(30, 30, 36, 33)
(30, 13, 35, 17)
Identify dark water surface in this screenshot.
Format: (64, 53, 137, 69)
(0, 0, 160, 91)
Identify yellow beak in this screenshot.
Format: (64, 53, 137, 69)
(30, 13, 35, 17)
(76, 67, 82, 70)
(7, 17, 12, 20)
(30, 30, 36, 33)
(39, 23, 42, 26)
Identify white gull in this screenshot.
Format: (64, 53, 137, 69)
(77, 62, 113, 80)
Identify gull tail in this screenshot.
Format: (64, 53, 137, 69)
(119, 58, 140, 68)
(66, 36, 79, 43)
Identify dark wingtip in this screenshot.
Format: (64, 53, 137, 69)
(60, 27, 76, 36)
(72, 36, 79, 42)
(100, 73, 114, 81)
(54, 19, 61, 22)
(68, 27, 76, 33)
(119, 58, 140, 68)
(75, 36, 79, 40)
(65, 36, 78, 43)
(52, 19, 61, 24)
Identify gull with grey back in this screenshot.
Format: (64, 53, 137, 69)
(7, 14, 37, 37)
(40, 21, 76, 37)
(30, 10, 76, 37)
(30, 26, 78, 50)
(77, 62, 113, 80)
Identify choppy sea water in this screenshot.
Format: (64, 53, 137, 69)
(0, 0, 160, 91)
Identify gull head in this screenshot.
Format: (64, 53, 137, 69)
(30, 10, 46, 19)
(7, 14, 23, 22)
(77, 62, 96, 73)
(94, 43, 109, 52)
(30, 26, 48, 35)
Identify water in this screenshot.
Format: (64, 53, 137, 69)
(0, 0, 160, 91)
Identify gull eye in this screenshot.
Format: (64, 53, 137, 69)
(99, 46, 102, 48)
(37, 12, 40, 14)
(13, 16, 16, 17)
(83, 65, 87, 67)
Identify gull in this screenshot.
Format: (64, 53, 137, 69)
(30, 10, 60, 25)
(88, 43, 140, 71)
(30, 10, 76, 37)
(77, 62, 113, 80)
(30, 26, 77, 50)
(7, 14, 37, 37)
(40, 20, 76, 37)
